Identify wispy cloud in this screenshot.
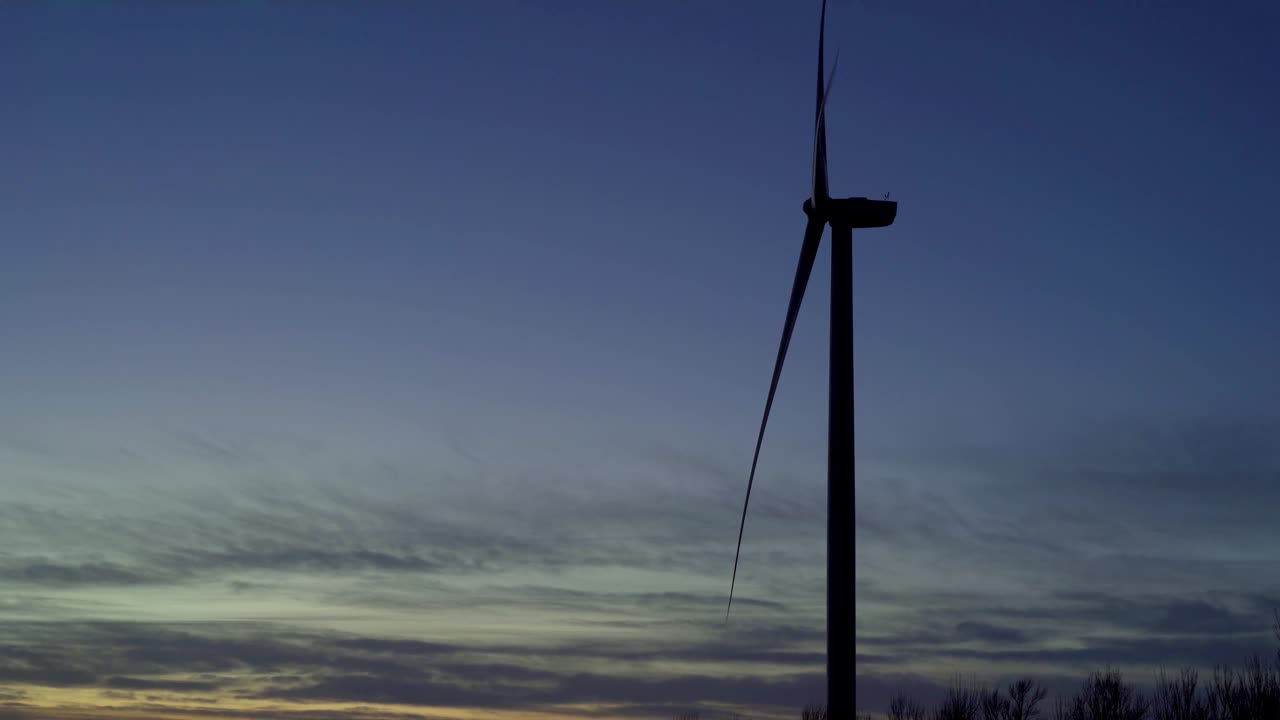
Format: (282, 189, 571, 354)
(0, 620, 823, 717)
(4, 412, 1280, 717)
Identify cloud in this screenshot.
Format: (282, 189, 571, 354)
(263, 674, 513, 707)
(0, 559, 160, 586)
(0, 466, 797, 592)
(268, 666, 827, 712)
(329, 637, 457, 657)
(954, 621, 1029, 645)
(105, 677, 223, 692)
(0, 620, 828, 717)
(932, 634, 1270, 670)
(0, 666, 96, 687)
(858, 588, 1279, 668)
(155, 547, 447, 574)
(550, 671, 826, 707)
(7, 414, 1280, 717)
(0, 703, 440, 720)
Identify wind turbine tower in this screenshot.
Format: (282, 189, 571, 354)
(727, 2, 897, 717)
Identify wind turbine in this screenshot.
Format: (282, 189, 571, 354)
(726, 1, 896, 717)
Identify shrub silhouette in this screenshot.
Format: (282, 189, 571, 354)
(800, 703, 828, 720)
(889, 692, 928, 720)
(795, 702, 877, 720)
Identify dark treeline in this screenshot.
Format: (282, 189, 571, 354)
(859, 611, 1280, 720)
(698, 612, 1280, 720)
(873, 658, 1280, 720)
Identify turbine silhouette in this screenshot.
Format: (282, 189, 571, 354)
(726, 1, 896, 715)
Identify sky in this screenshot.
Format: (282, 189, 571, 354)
(2, 0, 1279, 718)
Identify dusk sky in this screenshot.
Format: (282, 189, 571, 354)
(3, 1, 1279, 718)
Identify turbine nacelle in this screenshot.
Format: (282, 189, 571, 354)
(804, 196, 898, 229)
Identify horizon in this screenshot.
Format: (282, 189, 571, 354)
(3, 1, 1280, 718)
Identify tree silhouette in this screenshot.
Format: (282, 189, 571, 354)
(935, 682, 982, 720)
(1053, 668, 1149, 720)
(800, 703, 828, 720)
(1005, 678, 1048, 720)
(1152, 667, 1203, 720)
(982, 687, 1010, 720)
(889, 692, 928, 720)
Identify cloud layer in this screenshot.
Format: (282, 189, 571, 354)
(4, 413, 1280, 718)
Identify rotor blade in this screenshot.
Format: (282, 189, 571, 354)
(811, 0, 829, 206)
(728, 214, 826, 620)
(813, 48, 839, 167)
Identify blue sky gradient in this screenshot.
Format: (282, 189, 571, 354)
(2, 1, 1279, 718)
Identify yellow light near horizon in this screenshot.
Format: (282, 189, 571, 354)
(8, 686, 781, 720)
